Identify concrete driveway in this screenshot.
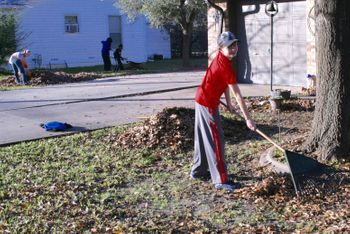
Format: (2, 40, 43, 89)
(0, 71, 300, 146)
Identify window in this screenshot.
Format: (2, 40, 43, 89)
(65, 16, 79, 33)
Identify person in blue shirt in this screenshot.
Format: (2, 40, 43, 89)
(101, 37, 112, 71)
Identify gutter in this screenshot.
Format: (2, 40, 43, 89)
(206, 0, 224, 34)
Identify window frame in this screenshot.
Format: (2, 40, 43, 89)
(64, 15, 79, 34)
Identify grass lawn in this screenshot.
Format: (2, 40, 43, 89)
(60, 58, 207, 76)
(1, 58, 207, 79)
(1, 105, 350, 233)
(0, 125, 199, 233)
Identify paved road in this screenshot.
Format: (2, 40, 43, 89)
(0, 71, 300, 146)
(0, 72, 202, 112)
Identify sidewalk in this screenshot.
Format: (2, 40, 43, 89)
(0, 71, 300, 146)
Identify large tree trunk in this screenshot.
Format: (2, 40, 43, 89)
(305, 0, 350, 160)
(180, 8, 196, 67)
(182, 25, 192, 67)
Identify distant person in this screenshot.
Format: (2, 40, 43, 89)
(8, 49, 31, 85)
(190, 31, 256, 191)
(113, 44, 125, 72)
(101, 37, 112, 71)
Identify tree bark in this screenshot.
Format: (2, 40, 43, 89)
(182, 24, 193, 67)
(305, 0, 350, 160)
(181, 10, 196, 67)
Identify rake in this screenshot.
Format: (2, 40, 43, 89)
(220, 101, 325, 196)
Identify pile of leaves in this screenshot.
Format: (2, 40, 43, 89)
(249, 169, 350, 198)
(252, 175, 295, 197)
(301, 87, 316, 96)
(113, 107, 195, 153)
(283, 98, 316, 112)
(0, 70, 101, 86)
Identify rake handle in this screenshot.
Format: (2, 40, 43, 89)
(220, 100, 285, 152)
(255, 129, 285, 152)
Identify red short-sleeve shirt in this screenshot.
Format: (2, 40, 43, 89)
(195, 51, 237, 108)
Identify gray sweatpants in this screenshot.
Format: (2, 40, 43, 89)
(191, 102, 228, 184)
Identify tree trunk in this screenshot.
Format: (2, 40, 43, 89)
(305, 0, 350, 160)
(180, 8, 196, 68)
(182, 24, 192, 67)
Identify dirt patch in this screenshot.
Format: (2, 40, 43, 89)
(0, 70, 101, 86)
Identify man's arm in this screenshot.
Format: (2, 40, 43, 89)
(228, 84, 256, 131)
(224, 87, 237, 114)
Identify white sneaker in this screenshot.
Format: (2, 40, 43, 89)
(215, 182, 241, 191)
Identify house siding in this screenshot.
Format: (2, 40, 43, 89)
(306, 0, 316, 76)
(208, 0, 316, 87)
(238, 1, 307, 86)
(145, 26, 171, 60)
(14, 0, 170, 68)
(122, 16, 147, 63)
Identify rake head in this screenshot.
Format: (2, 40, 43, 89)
(283, 150, 348, 197)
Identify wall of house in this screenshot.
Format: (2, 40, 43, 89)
(19, 0, 120, 68)
(121, 17, 171, 63)
(208, 0, 316, 87)
(306, 0, 316, 76)
(239, 1, 307, 86)
(17, 0, 170, 68)
(121, 16, 147, 63)
(145, 27, 171, 60)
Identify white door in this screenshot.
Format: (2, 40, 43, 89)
(109, 16, 122, 49)
(237, 1, 306, 86)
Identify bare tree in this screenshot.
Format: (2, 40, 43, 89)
(305, 0, 350, 160)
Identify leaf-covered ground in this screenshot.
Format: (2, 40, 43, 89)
(0, 70, 101, 87)
(1, 98, 350, 233)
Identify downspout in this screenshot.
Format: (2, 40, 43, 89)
(206, 0, 224, 34)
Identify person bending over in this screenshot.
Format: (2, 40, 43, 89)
(8, 49, 31, 85)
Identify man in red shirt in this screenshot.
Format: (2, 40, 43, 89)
(191, 31, 256, 191)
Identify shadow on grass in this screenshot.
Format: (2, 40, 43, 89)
(221, 116, 288, 145)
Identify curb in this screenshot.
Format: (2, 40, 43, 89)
(2, 85, 198, 112)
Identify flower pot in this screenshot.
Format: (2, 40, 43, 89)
(280, 90, 291, 99)
(269, 98, 283, 111)
(271, 89, 291, 99)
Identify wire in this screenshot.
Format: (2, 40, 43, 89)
(307, 5, 315, 36)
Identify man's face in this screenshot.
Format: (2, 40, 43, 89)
(221, 41, 238, 60)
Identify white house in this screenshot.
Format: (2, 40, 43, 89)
(1, 0, 171, 68)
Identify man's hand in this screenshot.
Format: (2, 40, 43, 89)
(246, 119, 256, 131)
(227, 103, 238, 115)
